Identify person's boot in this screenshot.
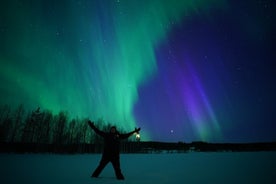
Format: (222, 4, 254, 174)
(91, 173, 98, 178)
(117, 175, 125, 180)
(116, 172, 125, 180)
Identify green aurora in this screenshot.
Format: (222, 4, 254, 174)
(1, 0, 226, 140)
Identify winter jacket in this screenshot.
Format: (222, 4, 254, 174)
(90, 125, 136, 157)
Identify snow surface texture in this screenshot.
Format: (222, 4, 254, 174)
(1, 152, 275, 184)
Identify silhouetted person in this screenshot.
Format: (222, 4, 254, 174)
(88, 120, 140, 180)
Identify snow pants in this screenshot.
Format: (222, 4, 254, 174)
(92, 155, 124, 180)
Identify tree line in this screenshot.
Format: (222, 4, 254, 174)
(1, 104, 275, 153)
(0, 104, 137, 153)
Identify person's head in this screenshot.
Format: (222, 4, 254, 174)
(110, 126, 117, 134)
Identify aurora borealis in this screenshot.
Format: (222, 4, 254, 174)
(0, 0, 275, 142)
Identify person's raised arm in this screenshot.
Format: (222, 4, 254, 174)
(119, 127, 141, 139)
(88, 120, 105, 137)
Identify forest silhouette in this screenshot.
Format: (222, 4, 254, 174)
(0, 104, 275, 153)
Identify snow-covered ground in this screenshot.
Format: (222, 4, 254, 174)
(1, 152, 275, 184)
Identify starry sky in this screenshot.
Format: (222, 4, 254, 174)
(0, 0, 275, 142)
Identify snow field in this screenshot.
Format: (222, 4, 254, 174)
(0, 152, 275, 184)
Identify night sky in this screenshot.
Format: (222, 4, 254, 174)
(0, 0, 275, 142)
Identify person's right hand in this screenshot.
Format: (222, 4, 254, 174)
(88, 120, 95, 128)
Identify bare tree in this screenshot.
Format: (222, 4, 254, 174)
(68, 118, 76, 144)
(0, 105, 12, 142)
(21, 112, 32, 143)
(10, 104, 25, 142)
(21, 107, 42, 143)
(38, 110, 53, 144)
(52, 111, 68, 145)
(0, 104, 10, 124)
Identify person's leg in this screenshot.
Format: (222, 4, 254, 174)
(92, 157, 109, 177)
(111, 157, 124, 180)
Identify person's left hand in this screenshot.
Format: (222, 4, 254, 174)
(135, 127, 141, 133)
